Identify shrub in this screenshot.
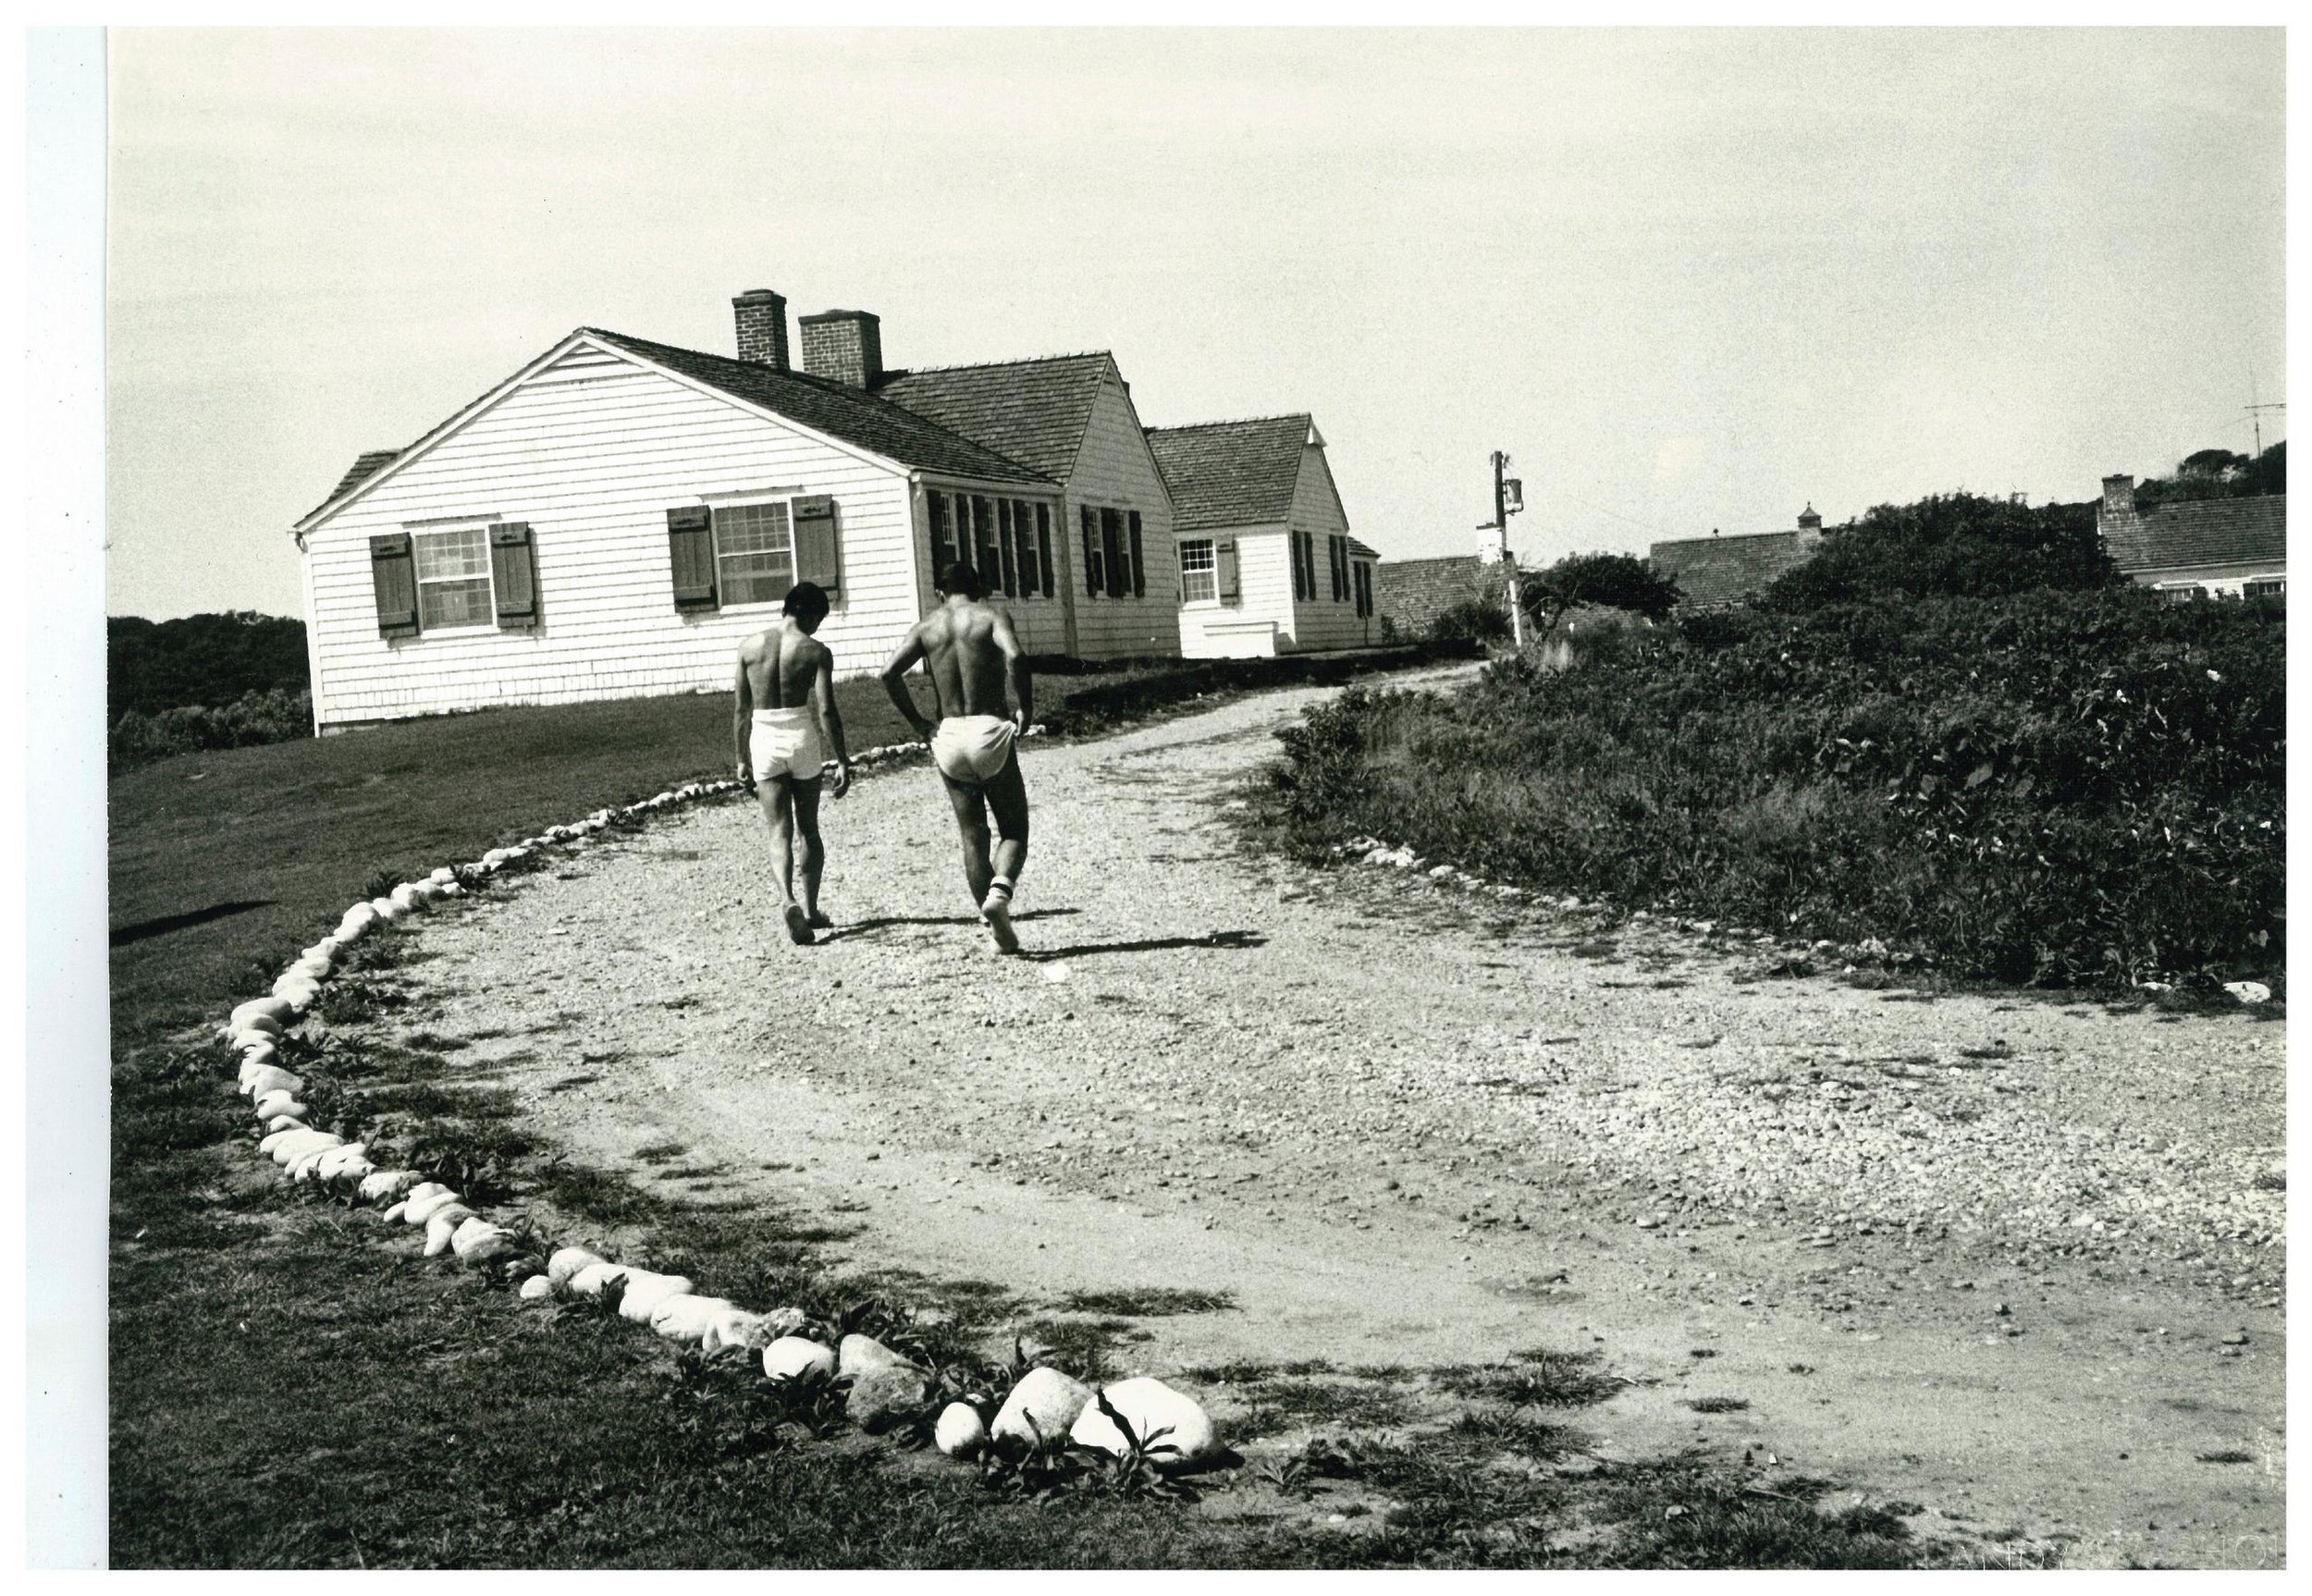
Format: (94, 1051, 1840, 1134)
(109, 687, 312, 771)
(1261, 585, 2282, 989)
(1428, 597, 1510, 645)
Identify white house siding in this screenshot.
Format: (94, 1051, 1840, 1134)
(1281, 444, 1370, 650)
(1177, 523, 1288, 657)
(302, 343, 925, 730)
(2127, 562, 2287, 599)
(1060, 370, 1183, 661)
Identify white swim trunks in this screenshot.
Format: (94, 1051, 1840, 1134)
(749, 706, 826, 782)
(931, 715, 1017, 785)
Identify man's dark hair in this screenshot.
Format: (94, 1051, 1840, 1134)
(937, 559, 984, 599)
(782, 582, 830, 624)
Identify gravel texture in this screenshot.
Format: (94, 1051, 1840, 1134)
(359, 669, 2285, 1568)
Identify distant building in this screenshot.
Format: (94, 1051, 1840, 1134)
(2097, 475, 2285, 600)
(1145, 415, 1378, 657)
(1648, 507, 1825, 608)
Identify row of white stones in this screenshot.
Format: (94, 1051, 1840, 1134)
(215, 743, 1219, 1470)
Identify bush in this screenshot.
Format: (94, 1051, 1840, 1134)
(109, 611, 308, 718)
(111, 687, 313, 771)
(1428, 597, 1510, 645)
(1261, 586, 2282, 989)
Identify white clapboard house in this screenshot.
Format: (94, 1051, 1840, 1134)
(291, 289, 1181, 731)
(1145, 415, 1378, 657)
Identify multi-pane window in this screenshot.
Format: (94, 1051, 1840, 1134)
(927, 489, 1057, 599)
(716, 500, 795, 606)
(1180, 539, 1217, 603)
(2244, 579, 2285, 598)
(412, 526, 495, 629)
(2160, 584, 2207, 605)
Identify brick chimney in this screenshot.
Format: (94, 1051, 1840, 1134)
(2101, 473, 2135, 516)
(798, 310, 883, 388)
(1796, 503, 1823, 546)
(732, 289, 790, 370)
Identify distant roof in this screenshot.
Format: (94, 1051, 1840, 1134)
(1649, 530, 1814, 608)
(588, 329, 1051, 485)
(1377, 554, 1482, 571)
(1144, 415, 1311, 531)
(872, 354, 1113, 483)
(2105, 494, 2286, 573)
(1348, 536, 1379, 560)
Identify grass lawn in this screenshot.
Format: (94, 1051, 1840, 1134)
(106, 645, 2016, 1568)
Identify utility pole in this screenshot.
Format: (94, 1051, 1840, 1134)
(1478, 449, 1526, 648)
(2245, 381, 2284, 456)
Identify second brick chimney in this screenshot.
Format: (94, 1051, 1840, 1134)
(1796, 503, 1823, 545)
(732, 289, 790, 371)
(799, 310, 883, 388)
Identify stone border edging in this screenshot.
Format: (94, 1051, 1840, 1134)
(212, 735, 1223, 1475)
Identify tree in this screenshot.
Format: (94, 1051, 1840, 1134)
(1519, 552, 1682, 633)
(2134, 439, 2285, 509)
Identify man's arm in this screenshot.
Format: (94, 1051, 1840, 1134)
(992, 610, 1032, 733)
(812, 645, 851, 797)
(879, 628, 934, 744)
(732, 649, 755, 787)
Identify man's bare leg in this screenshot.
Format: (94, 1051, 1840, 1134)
(978, 753, 1030, 951)
(792, 775, 830, 928)
(941, 775, 1002, 946)
(758, 777, 812, 945)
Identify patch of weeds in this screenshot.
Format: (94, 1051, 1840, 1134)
(2250, 1172, 2283, 1193)
(2194, 1450, 2255, 1465)
(1186, 1358, 1338, 1383)
(546, 1074, 602, 1093)
(376, 1121, 536, 1207)
(1685, 1397, 1751, 1414)
(1444, 1349, 1626, 1408)
(1231, 1374, 1420, 1441)
(398, 1030, 471, 1054)
(1787, 1364, 1815, 1376)
(1054, 1286, 1236, 1317)
(1688, 1348, 1720, 1360)
(633, 1141, 689, 1164)
(312, 975, 408, 1025)
(1588, 1458, 1923, 1569)
(1448, 1408, 1581, 1463)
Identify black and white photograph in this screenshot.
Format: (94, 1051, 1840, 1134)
(31, 16, 2289, 1572)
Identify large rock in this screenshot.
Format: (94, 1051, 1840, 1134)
(547, 1246, 605, 1285)
(991, 1367, 1093, 1454)
(518, 1273, 557, 1301)
(614, 1271, 696, 1322)
(449, 1217, 519, 1261)
(697, 1307, 792, 1354)
(566, 1262, 630, 1298)
(935, 1401, 989, 1458)
(646, 1294, 737, 1343)
(1069, 1378, 1220, 1468)
(358, 1168, 418, 1203)
(240, 1064, 303, 1099)
(838, 1333, 909, 1378)
(421, 1207, 478, 1254)
(762, 1336, 838, 1381)
(847, 1362, 931, 1431)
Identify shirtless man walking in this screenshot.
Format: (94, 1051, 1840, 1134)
(879, 559, 1032, 953)
(734, 582, 851, 946)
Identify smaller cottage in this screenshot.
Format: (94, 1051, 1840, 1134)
(1146, 415, 1377, 657)
(1648, 506, 1824, 608)
(2096, 475, 2285, 600)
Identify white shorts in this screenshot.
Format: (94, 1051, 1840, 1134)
(750, 706, 826, 782)
(931, 715, 1017, 786)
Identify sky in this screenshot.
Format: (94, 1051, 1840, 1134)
(105, 26, 2285, 620)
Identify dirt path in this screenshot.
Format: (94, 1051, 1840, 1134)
(389, 671, 2283, 1569)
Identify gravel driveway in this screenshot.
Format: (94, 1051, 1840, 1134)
(377, 669, 2285, 1569)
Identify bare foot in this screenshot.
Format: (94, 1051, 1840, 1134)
(783, 903, 815, 946)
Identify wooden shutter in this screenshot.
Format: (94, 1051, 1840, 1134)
(928, 491, 955, 576)
(1128, 511, 1146, 598)
(369, 533, 420, 637)
(1081, 506, 1102, 596)
(667, 505, 718, 610)
(1218, 539, 1241, 605)
(1288, 528, 1306, 600)
(489, 522, 539, 628)
(1011, 500, 1038, 595)
(995, 499, 1018, 595)
(793, 495, 841, 592)
(1038, 506, 1055, 597)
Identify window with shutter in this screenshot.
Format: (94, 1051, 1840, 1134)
(1101, 509, 1125, 598)
(1288, 528, 1307, 601)
(1217, 539, 1241, 604)
(411, 525, 495, 629)
(1304, 532, 1319, 601)
(714, 501, 794, 607)
(1081, 506, 1103, 596)
(928, 491, 955, 576)
(369, 533, 420, 637)
(972, 496, 1000, 589)
(1128, 511, 1146, 598)
(996, 499, 1019, 595)
(667, 505, 718, 610)
(489, 522, 538, 628)
(1038, 505, 1056, 597)
(793, 495, 841, 593)
(1011, 499, 1039, 596)
(1334, 535, 1349, 601)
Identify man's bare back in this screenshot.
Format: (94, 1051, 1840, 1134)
(904, 601, 1022, 725)
(737, 624, 830, 710)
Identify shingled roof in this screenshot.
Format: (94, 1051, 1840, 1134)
(587, 329, 1051, 485)
(1144, 415, 1311, 532)
(1649, 530, 1816, 608)
(300, 449, 401, 525)
(2104, 494, 2286, 574)
(871, 354, 1113, 483)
